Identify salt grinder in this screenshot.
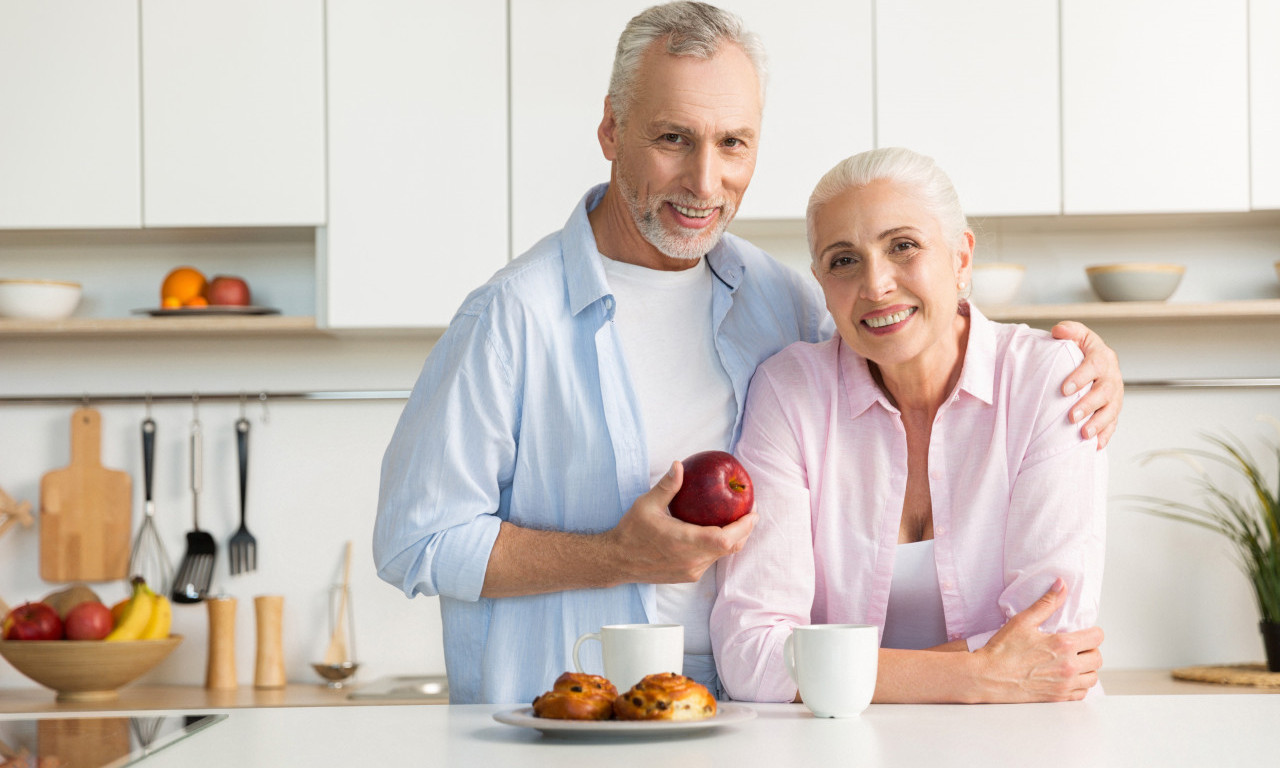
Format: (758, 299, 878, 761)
(254, 594, 286, 689)
(205, 596, 238, 690)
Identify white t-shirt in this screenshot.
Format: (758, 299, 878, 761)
(599, 254, 736, 656)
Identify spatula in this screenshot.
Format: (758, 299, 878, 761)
(322, 541, 354, 665)
(172, 414, 216, 603)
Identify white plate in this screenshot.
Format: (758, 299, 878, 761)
(132, 306, 281, 317)
(493, 703, 756, 737)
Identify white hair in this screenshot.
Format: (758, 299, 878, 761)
(806, 147, 969, 260)
(608, 2, 768, 126)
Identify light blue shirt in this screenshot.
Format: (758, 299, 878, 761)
(374, 185, 831, 704)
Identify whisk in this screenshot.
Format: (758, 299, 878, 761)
(128, 416, 173, 596)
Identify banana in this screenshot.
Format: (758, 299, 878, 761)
(105, 578, 155, 642)
(140, 590, 172, 640)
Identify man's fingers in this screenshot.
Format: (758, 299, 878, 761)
(652, 461, 684, 502)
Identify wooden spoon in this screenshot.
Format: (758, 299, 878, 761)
(322, 541, 353, 665)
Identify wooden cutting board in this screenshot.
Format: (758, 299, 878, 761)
(39, 407, 132, 582)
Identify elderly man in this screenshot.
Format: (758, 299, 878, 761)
(374, 1, 1122, 705)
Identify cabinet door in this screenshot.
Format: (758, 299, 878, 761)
(716, 0, 873, 219)
(876, 0, 1059, 216)
(141, 0, 326, 227)
(510, 1, 646, 258)
(1062, 0, 1250, 214)
(1252, 0, 1280, 210)
(322, 0, 507, 328)
(0, 0, 140, 229)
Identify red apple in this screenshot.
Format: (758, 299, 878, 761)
(64, 600, 113, 640)
(206, 275, 251, 306)
(2, 602, 64, 641)
(668, 450, 754, 527)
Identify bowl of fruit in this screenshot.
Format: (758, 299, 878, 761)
(0, 579, 180, 702)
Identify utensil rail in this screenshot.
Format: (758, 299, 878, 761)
(1, 379, 1279, 408)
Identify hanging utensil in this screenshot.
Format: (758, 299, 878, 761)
(172, 405, 216, 603)
(128, 415, 173, 595)
(228, 417, 257, 574)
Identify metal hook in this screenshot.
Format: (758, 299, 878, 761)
(145, 393, 153, 419)
(259, 392, 269, 424)
(82, 392, 90, 408)
(239, 392, 248, 420)
(191, 392, 201, 424)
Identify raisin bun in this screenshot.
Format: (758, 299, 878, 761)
(531, 672, 619, 720)
(613, 672, 717, 721)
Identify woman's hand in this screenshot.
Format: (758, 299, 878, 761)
(973, 578, 1104, 702)
(1051, 321, 1123, 449)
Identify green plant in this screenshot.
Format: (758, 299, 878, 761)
(1131, 430, 1280, 624)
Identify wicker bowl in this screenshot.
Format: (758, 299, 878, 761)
(1085, 263, 1184, 302)
(0, 636, 182, 701)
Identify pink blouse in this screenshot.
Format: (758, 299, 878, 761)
(711, 306, 1107, 702)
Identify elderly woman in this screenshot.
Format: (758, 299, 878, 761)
(710, 148, 1106, 704)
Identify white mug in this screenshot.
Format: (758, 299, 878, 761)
(572, 623, 683, 692)
(784, 624, 879, 718)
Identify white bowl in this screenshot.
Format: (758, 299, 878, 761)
(0, 279, 82, 319)
(1085, 263, 1184, 302)
(969, 263, 1026, 306)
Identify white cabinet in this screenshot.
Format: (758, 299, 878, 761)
(509, 2, 646, 257)
(321, 0, 507, 329)
(0, 0, 141, 229)
(141, 0, 326, 227)
(716, 0, 873, 219)
(1252, 0, 1280, 210)
(875, 0, 1059, 216)
(509, 1, 871, 255)
(1062, 0, 1250, 214)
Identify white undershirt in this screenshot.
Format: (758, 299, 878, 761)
(599, 254, 736, 656)
(881, 540, 948, 650)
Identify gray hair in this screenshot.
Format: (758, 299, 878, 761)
(608, 2, 768, 126)
(806, 147, 969, 260)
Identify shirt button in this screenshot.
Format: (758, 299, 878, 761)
(942, 582, 954, 591)
(935, 526, 946, 536)
(604, 297, 614, 310)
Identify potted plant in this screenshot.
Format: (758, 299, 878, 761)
(1133, 429, 1280, 672)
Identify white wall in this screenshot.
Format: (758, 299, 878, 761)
(3, 214, 1280, 694)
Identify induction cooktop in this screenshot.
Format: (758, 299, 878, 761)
(0, 713, 224, 768)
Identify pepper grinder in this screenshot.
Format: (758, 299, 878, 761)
(254, 595, 286, 689)
(205, 596, 237, 690)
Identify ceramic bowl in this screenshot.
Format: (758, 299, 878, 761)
(0, 279, 82, 319)
(1085, 263, 1184, 302)
(0, 636, 181, 701)
(969, 263, 1026, 306)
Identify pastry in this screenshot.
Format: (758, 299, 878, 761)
(613, 672, 717, 721)
(531, 672, 618, 720)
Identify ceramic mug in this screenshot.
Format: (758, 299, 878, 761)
(572, 623, 683, 692)
(784, 624, 879, 718)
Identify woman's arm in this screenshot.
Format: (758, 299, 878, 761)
(873, 580, 1103, 703)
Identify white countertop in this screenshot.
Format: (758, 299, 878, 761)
(9, 695, 1274, 767)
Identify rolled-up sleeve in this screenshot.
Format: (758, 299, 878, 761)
(374, 305, 518, 602)
(969, 343, 1107, 650)
(712, 368, 814, 702)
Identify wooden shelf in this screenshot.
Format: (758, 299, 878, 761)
(984, 298, 1280, 323)
(0, 315, 323, 338)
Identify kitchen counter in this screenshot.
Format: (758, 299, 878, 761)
(6, 696, 1274, 767)
(0, 668, 1271, 713)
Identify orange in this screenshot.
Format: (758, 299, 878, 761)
(161, 266, 207, 305)
(184, 296, 208, 307)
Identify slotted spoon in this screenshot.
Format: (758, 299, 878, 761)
(172, 414, 216, 603)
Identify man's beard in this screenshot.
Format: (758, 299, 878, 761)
(615, 167, 736, 262)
